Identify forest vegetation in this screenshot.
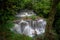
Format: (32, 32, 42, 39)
(0, 0, 60, 40)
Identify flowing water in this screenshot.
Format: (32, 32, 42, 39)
(11, 10, 46, 37)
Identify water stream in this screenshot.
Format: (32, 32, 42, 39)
(11, 10, 46, 37)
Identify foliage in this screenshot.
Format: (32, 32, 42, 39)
(0, 0, 60, 40)
(28, 15, 37, 20)
(23, 0, 51, 17)
(0, 0, 52, 19)
(6, 33, 33, 40)
(0, 21, 14, 32)
(0, 21, 33, 40)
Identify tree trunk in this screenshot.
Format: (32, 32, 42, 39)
(45, 0, 60, 40)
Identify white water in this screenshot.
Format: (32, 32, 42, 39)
(11, 10, 46, 37)
(23, 25, 35, 37)
(16, 12, 36, 17)
(11, 19, 46, 37)
(11, 24, 21, 34)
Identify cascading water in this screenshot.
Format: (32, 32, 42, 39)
(35, 19, 46, 35)
(11, 24, 21, 34)
(23, 22, 35, 37)
(11, 10, 46, 37)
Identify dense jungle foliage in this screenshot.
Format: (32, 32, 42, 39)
(0, 0, 60, 40)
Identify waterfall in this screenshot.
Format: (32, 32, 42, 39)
(11, 24, 21, 34)
(11, 10, 46, 37)
(23, 24, 35, 37)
